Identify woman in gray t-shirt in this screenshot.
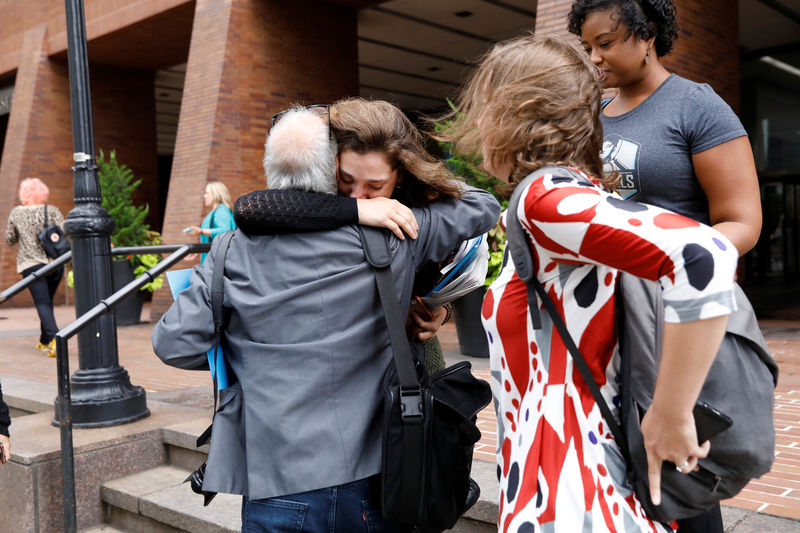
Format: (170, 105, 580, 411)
(569, 1, 762, 532)
(569, 0, 761, 257)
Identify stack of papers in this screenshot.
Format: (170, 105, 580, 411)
(421, 234, 489, 308)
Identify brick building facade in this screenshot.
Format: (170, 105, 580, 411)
(535, 0, 741, 111)
(0, 0, 366, 314)
(0, 0, 750, 319)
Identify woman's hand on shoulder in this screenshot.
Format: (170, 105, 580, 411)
(356, 197, 418, 240)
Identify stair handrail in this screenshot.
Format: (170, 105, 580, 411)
(0, 244, 211, 304)
(0, 252, 72, 303)
(46, 242, 211, 532)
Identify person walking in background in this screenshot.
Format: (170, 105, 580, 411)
(569, 2, 762, 530)
(4, 178, 66, 357)
(185, 181, 237, 262)
(438, 34, 739, 532)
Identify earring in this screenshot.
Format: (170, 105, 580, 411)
(645, 47, 651, 65)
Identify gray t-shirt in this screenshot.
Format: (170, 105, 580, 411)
(600, 74, 747, 224)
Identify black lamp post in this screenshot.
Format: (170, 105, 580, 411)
(58, 0, 149, 428)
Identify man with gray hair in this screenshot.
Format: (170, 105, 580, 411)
(263, 106, 337, 194)
(153, 103, 500, 532)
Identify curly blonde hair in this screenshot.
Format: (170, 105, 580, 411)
(331, 98, 462, 206)
(437, 34, 616, 193)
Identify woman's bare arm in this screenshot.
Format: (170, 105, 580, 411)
(694, 137, 762, 255)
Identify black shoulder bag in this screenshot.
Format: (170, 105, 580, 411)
(38, 206, 70, 259)
(184, 230, 235, 506)
(359, 226, 492, 531)
(506, 168, 777, 523)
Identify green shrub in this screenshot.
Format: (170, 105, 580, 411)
(98, 150, 163, 292)
(433, 102, 508, 287)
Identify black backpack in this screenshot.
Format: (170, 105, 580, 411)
(506, 167, 778, 523)
(38, 206, 70, 259)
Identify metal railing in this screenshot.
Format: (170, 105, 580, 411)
(1, 243, 210, 532)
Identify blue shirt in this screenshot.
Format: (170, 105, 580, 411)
(200, 204, 236, 262)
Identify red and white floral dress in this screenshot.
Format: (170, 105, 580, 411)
(482, 167, 738, 533)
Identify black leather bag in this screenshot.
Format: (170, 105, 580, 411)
(360, 227, 492, 531)
(38, 206, 70, 259)
(506, 168, 778, 523)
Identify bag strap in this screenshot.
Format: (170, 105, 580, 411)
(196, 230, 235, 448)
(359, 226, 420, 389)
(359, 225, 426, 518)
(506, 167, 631, 462)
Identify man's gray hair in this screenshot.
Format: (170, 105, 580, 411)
(263, 107, 337, 194)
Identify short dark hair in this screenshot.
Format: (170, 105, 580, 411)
(567, 0, 678, 57)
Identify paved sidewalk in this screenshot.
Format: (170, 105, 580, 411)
(0, 304, 798, 531)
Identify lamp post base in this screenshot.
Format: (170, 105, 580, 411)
(53, 366, 150, 428)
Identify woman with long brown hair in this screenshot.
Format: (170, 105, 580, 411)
(438, 34, 739, 532)
(235, 98, 469, 371)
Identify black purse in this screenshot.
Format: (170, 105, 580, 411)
(360, 227, 492, 531)
(38, 206, 70, 259)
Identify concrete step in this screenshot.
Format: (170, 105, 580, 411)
(101, 465, 241, 533)
(79, 526, 128, 533)
(161, 418, 212, 471)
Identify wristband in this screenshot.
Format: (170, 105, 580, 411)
(441, 302, 453, 325)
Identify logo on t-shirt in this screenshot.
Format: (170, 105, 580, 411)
(601, 136, 640, 199)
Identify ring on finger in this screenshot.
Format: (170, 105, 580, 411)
(675, 459, 690, 472)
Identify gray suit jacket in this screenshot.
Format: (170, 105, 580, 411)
(152, 185, 500, 499)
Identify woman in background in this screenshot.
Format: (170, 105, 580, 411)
(568, 0, 761, 255)
(185, 181, 236, 262)
(569, 2, 762, 530)
(5, 177, 66, 357)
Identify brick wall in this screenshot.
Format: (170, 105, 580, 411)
(0, 43, 160, 307)
(150, 0, 359, 319)
(534, 0, 741, 111)
(662, 0, 740, 112)
(0, 26, 74, 305)
(90, 65, 160, 230)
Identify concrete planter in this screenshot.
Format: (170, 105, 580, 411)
(452, 287, 489, 358)
(111, 259, 144, 326)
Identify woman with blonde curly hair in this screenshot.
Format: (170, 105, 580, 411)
(438, 34, 740, 531)
(4, 177, 67, 357)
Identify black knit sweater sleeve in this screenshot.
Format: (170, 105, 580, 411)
(0, 380, 10, 437)
(233, 190, 358, 235)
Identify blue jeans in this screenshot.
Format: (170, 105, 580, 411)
(241, 476, 408, 533)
